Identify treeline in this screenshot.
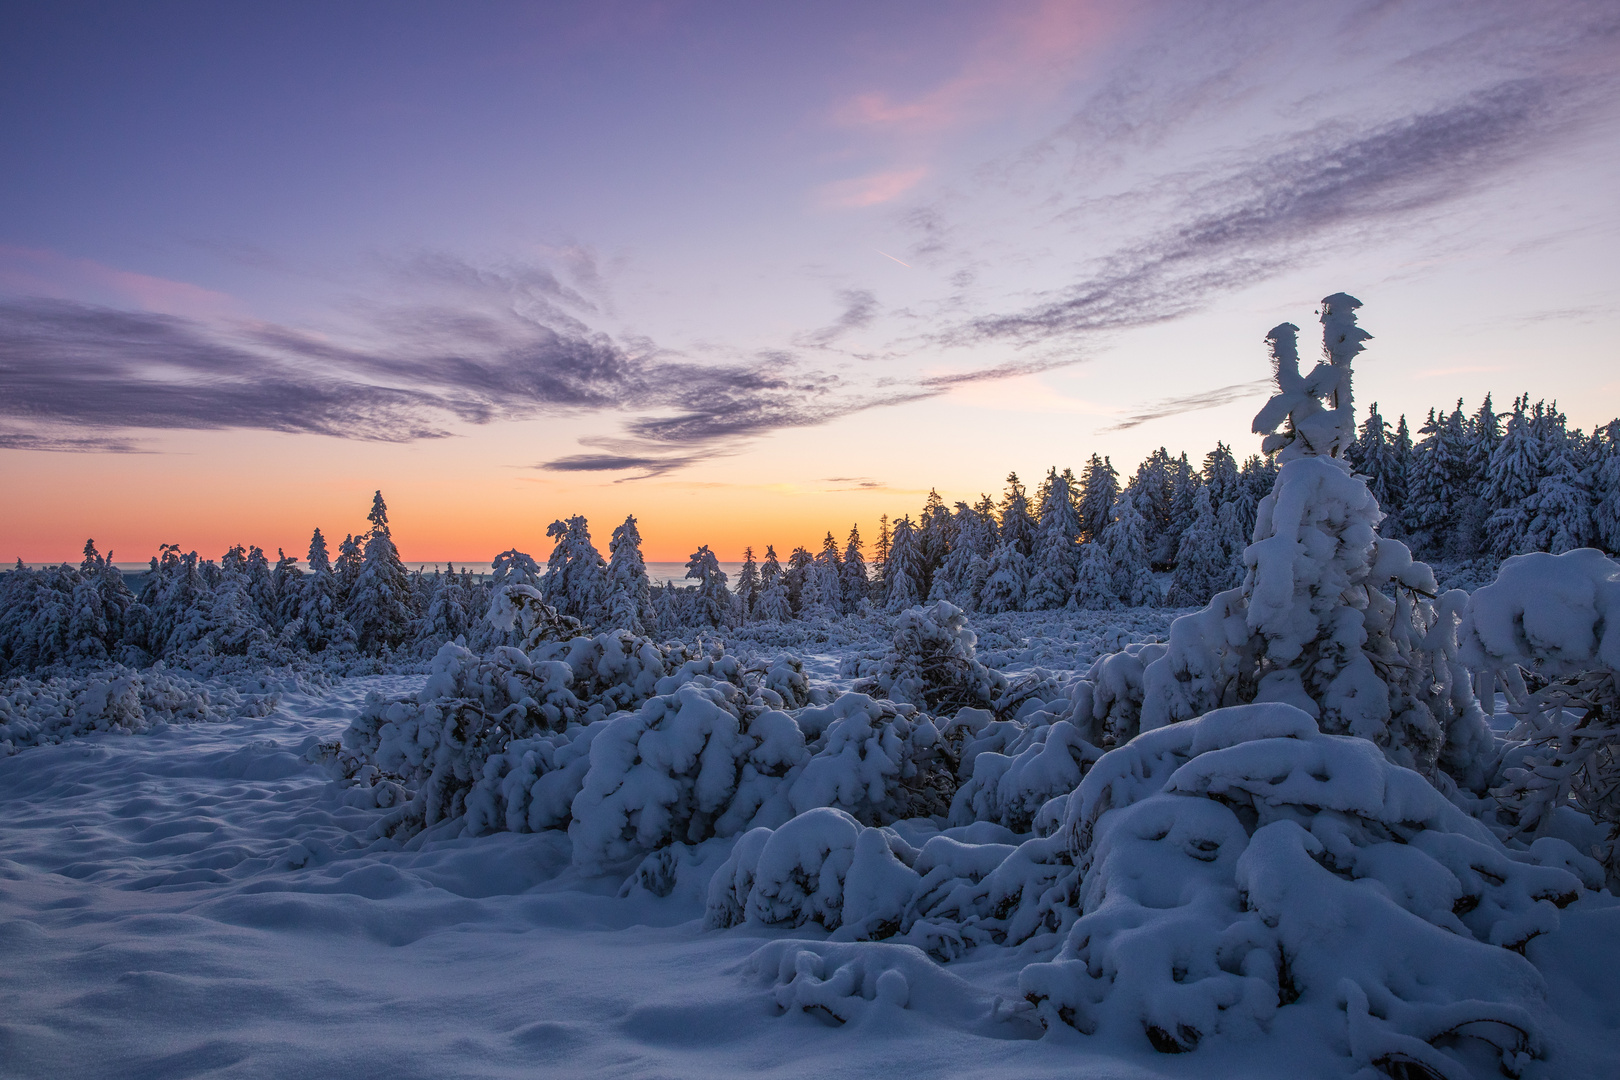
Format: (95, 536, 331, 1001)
(0, 493, 486, 675)
(4, 392, 1616, 676)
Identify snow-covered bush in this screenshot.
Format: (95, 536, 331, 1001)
(0, 664, 275, 753)
(852, 601, 1008, 716)
(1017, 702, 1595, 1074)
(1460, 548, 1620, 869)
(788, 692, 957, 824)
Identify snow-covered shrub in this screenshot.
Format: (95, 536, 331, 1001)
(788, 692, 957, 824)
(852, 600, 1008, 716)
(0, 664, 273, 753)
(1460, 548, 1620, 865)
(1017, 702, 1593, 1074)
(568, 676, 808, 871)
(948, 712, 1102, 833)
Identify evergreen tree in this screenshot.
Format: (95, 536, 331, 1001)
(997, 472, 1036, 559)
(884, 516, 924, 611)
(735, 546, 761, 622)
(1073, 540, 1120, 610)
(1166, 488, 1225, 607)
(1102, 492, 1157, 606)
(916, 489, 952, 599)
(334, 533, 363, 607)
(348, 491, 414, 654)
(1132, 450, 1176, 567)
(1077, 454, 1120, 542)
(871, 515, 891, 601)
(978, 538, 1027, 613)
(1483, 397, 1542, 558)
(1591, 421, 1620, 554)
(606, 515, 654, 634)
(840, 525, 868, 613)
(755, 545, 792, 621)
(296, 528, 352, 654)
(1026, 466, 1082, 609)
(784, 546, 814, 613)
(542, 515, 609, 625)
(684, 545, 731, 627)
(1201, 442, 1240, 506)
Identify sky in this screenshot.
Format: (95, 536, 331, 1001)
(2, 0, 1618, 564)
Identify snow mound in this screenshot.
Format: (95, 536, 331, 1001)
(1019, 702, 1587, 1076)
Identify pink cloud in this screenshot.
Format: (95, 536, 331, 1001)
(831, 0, 1124, 135)
(819, 166, 929, 208)
(0, 244, 239, 319)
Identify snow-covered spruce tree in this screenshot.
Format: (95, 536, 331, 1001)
(840, 525, 868, 614)
(1521, 437, 1593, 555)
(916, 489, 953, 600)
(1072, 540, 1121, 611)
(1076, 454, 1119, 543)
(685, 545, 731, 628)
(296, 529, 354, 655)
(414, 565, 474, 654)
(978, 537, 1027, 614)
(542, 515, 609, 627)
(1166, 488, 1225, 607)
(348, 491, 415, 655)
(1593, 421, 1620, 554)
(812, 532, 844, 616)
(734, 546, 761, 622)
(1136, 294, 1495, 788)
(1131, 452, 1177, 567)
(271, 548, 303, 630)
(754, 545, 791, 622)
(930, 500, 993, 609)
(884, 516, 924, 612)
(1484, 397, 1542, 559)
(606, 515, 654, 635)
(1026, 467, 1081, 610)
(1102, 489, 1157, 607)
(334, 532, 363, 608)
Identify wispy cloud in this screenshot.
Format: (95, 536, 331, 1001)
(1101, 379, 1272, 432)
(819, 167, 928, 208)
(795, 289, 879, 347)
(942, 78, 1570, 350)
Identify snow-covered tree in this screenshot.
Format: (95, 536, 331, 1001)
(1101, 491, 1157, 607)
(542, 515, 609, 626)
(296, 528, 353, 654)
(755, 545, 792, 622)
(685, 545, 731, 628)
(1142, 295, 1493, 788)
(734, 546, 761, 622)
(1165, 488, 1225, 607)
(1026, 467, 1082, 610)
(839, 525, 868, 613)
(883, 516, 924, 611)
(1077, 454, 1119, 543)
(606, 515, 654, 634)
(348, 491, 415, 655)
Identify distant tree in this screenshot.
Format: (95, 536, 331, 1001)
(349, 491, 414, 654)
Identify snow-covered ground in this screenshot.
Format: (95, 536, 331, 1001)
(1, 662, 1616, 1080)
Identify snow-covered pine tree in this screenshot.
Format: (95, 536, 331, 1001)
(1349, 402, 1400, 511)
(812, 532, 844, 616)
(930, 501, 991, 608)
(755, 545, 792, 621)
(1026, 467, 1081, 609)
(415, 564, 474, 652)
(542, 515, 609, 627)
(784, 545, 814, 614)
(606, 515, 654, 634)
(244, 545, 278, 629)
(1592, 421, 1620, 554)
(997, 472, 1036, 559)
(883, 516, 924, 612)
(295, 528, 353, 654)
(1077, 454, 1119, 543)
(1101, 490, 1157, 606)
(1142, 294, 1493, 788)
(334, 533, 363, 608)
(1131, 451, 1176, 568)
(978, 537, 1027, 613)
(1522, 439, 1594, 554)
(271, 548, 303, 630)
(1072, 540, 1120, 610)
(1484, 396, 1542, 559)
(684, 545, 731, 627)
(840, 525, 868, 613)
(735, 546, 761, 622)
(870, 515, 891, 602)
(349, 491, 415, 655)
(1165, 488, 1225, 607)
(1201, 442, 1239, 506)
(916, 489, 952, 600)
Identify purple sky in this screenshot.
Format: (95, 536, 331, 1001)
(2, 0, 1618, 560)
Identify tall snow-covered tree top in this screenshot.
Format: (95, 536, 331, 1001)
(1252, 292, 1368, 462)
(367, 491, 390, 533)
